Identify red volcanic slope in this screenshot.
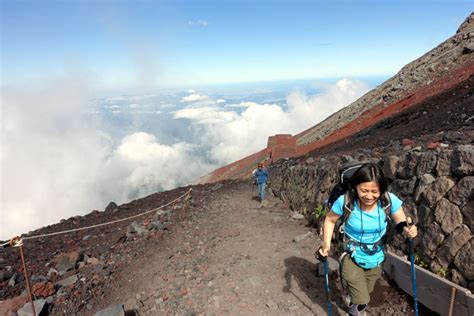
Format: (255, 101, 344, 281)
(295, 62, 474, 155)
(195, 134, 297, 184)
(200, 62, 474, 184)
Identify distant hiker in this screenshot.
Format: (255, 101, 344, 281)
(317, 163, 417, 315)
(253, 163, 269, 202)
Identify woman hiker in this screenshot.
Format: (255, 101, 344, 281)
(318, 162, 417, 315)
(253, 163, 269, 202)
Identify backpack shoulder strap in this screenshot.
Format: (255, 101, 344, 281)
(342, 191, 354, 224)
(381, 192, 392, 221)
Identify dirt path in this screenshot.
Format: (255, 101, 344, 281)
(94, 182, 340, 315)
(94, 182, 416, 316)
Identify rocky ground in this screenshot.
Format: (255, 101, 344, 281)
(0, 180, 429, 315)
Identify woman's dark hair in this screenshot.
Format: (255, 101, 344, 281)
(349, 162, 388, 201)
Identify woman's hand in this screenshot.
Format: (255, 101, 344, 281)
(316, 242, 330, 260)
(403, 224, 417, 238)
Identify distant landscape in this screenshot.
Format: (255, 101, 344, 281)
(2, 77, 383, 239)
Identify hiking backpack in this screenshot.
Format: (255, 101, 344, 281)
(325, 162, 392, 243)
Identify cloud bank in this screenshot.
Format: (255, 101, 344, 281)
(0, 78, 211, 239)
(1, 78, 368, 240)
(175, 78, 368, 163)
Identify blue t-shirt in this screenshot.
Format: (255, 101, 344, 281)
(254, 168, 269, 184)
(331, 192, 403, 244)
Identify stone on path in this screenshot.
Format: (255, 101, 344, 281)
(266, 300, 279, 311)
(57, 274, 78, 287)
(293, 231, 312, 242)
(291, 213, 305, 220)
(94, 303, 125, 316)
(0, 295, 29, 316)
(17, 299, 46, 316)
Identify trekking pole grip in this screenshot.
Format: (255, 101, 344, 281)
(407, 217, 415, 255)
(316, 246, 328, 262)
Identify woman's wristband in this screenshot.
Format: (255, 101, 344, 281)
(395, 221, 408, 234)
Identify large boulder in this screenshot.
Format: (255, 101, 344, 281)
(53, 250, 82, 274)
(414, 173, 436, 202)
(461, 201, 474, 231)
(383, 155, 400, 180)
(434, 198, 463, 235)
(397, 151, 420, 179)
(447, 176, 474, 207)
(454, 238, 473, 280)
(423, 176, 455, 208)
(436, 149, 453, 177)
(421, 222, 445, 257)
(389, 177, 417, 201)
(436, 225, 471, 268)
(416, 151, 438, 178)
(105, 201, 118, 212)
(417, 201, 435, 230)
(452, 145, 474, 177)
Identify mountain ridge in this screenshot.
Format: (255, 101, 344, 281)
(199, 12, 474, 184)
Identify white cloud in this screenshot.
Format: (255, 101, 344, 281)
(173, 78, 369, 163)
(105, 95, 155, 102)
(239, 101, 258, 107)
(105, 104, 121, 109)
(129, 103, 153, 109)
(216, 99, 226, 103)
(132, 110, 162, 114)
(175, 107, 237, 124)
(188, 20, 209, 27)
(0, 78, 213, 240)
(224, 101, 258, 108)
(181, 93, 207, 103)
(105, 132, 210, 197)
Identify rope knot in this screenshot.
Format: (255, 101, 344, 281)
(10, 236, 24, 247)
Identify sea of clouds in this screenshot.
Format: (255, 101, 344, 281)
(1, 76, 369, 239)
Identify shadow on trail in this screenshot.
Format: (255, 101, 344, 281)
(283, 256, 344, 316)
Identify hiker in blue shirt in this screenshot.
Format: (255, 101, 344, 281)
(253, 163, 269, 202)
(318, 163, 417, 315)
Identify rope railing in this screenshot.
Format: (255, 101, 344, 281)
(22, 188, 192, 241)
(0, 188, 193, 313)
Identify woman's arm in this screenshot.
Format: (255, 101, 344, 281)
(391, 207, 417, 238)
(319, 211, 341, 256)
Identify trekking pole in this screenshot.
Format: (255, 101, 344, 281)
(317, 248, 332, 316)
(407, 217, 419, 316)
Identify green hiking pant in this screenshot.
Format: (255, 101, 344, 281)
(341, 255, 382, 305)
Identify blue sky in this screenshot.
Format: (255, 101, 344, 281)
(1, 0, 472, 89)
